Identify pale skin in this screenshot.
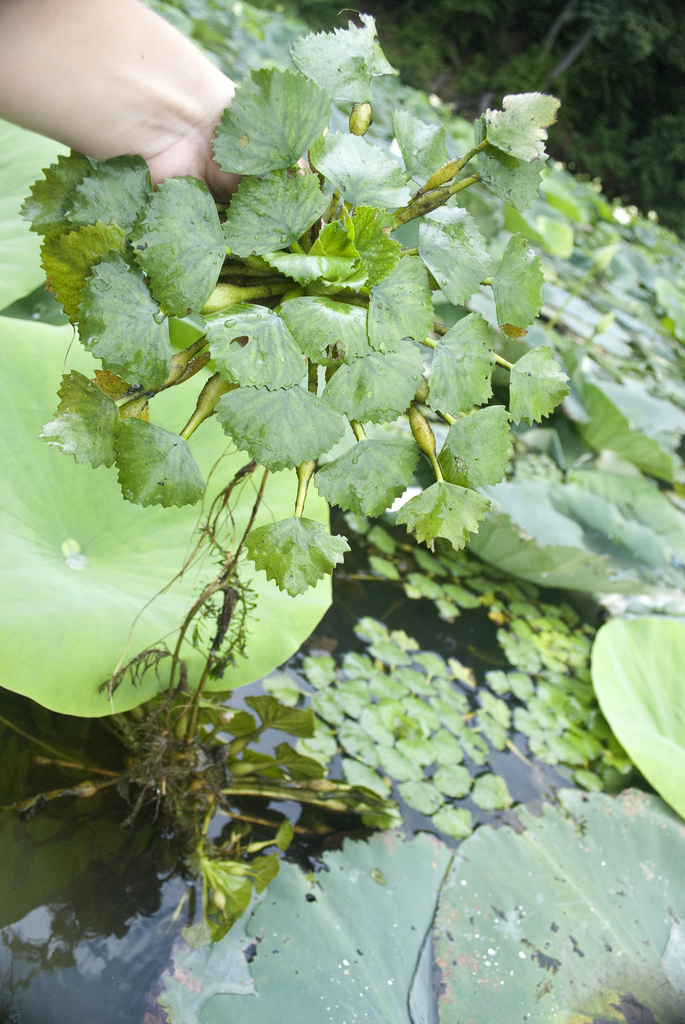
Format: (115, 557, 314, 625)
(0, 0, 241, 199)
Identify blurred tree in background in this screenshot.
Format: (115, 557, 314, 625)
(249, 0, 685, 232)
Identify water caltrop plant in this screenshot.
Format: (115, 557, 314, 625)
(23, 15, 566, 601)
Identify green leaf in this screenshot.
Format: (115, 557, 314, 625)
(428, 790, 685, 1022)
(0, 316, 333, 714)
(214, 68, 331, 175)
(216, 385, 345, 470)
(310, 132, 411, 209)
(245, 517, 349, 595)
(222, 170, 327, 257)
(322, 339, 424, 424)
(509, 346, 569, 424)
(438, 405, 511, 488)
(115, 419, 205, 507)
(592, 618, 685, 818)
(315, 438, 421, 516)
(347, 205, 401, 287)
(475, 115, 546, 211)
(40, 370, 119, 469)
(205, 303, 304, 388)
(491, 233, 544, 333)
(131, 177, 225, 316)
(20, 145, 88, 242)
(342, 759, 390, 798)
(484, 92, 560, 161)
(368, 255, 434, 353)
(279, 296, 371, 363)
(78, 251, 172, 389)
(470, 772, 513, 810)
(392, 110, 449, 185)
(397, 780, 443, 815)
(419, 207, 490, 306)
(431, 805, 473, 839)
(157, 831, 451, 1024)
(67, 155, 150, 232)
(245, 695, 314, 737)
(396, 481, 490, 551)
(41, 220, 126, 320)
(433, 764, 472, 799)
(427, 312, 494, 414)
(290, 14, 397, 102)
(263, 220, 362, 286)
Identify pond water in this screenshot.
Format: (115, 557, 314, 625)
(0, 557, 590, 1024)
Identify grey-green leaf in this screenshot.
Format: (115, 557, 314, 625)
(131, 176, 225, 316)
(21, 150, 92, 239)
(213, 68, 331, 175)
(476, 115, 546, 212)
(322, 339, 424, 424)
(315, 438, 421, 516)
(419, 207, 491, 305)
(216, 385, 345, 470)
(68, 154, 150, 233)
(368, 255, 434, 353)
(509, 346, 570, 424)
(484, 92, 560, 161)
(290, 14, 397, 102)
(310, 132, 411, 209)
(438, 405, 512, 488)
(491, 233, 544, 332)
(78, 252, 172, 389)
(396, 481, 490, 551)
(222, 170, 328, 257)
(279, 296, 371, 363)
(40, 370, 119, 469)
(245, 518, 349, 595)
(205, 304, 305, 389)
(427, 312, 494, 414)
(393, 110, 449, 185)
(115, 419, 205, 507)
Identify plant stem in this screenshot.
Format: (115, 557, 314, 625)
(415, 140, 488, 198)
(393, 173, 481, 228)
(200, 279, 291, 315)
(294, 459, 316, 517)
(180, 373, 237, 440)
(494, 352, 514, 371)
(0, 712, 79, 762)
(350, 419, 366, 441)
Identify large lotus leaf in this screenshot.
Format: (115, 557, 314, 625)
(0, 120, 67, 310)
(0, 316, 331, 716)
(426, 789, 685, 1023)
(592, 617, 685, 818)
(156, 829, 452, 1024)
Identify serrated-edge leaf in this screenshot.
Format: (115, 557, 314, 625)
(491, 233, 544, 332)
(419, 206, 491, 306)
(438, 405, 512, 488)
(509, 346, 570, 424)
(393, 110, 449, 185)
(67, 154, 150, 233)
(485, 93, 560, 161)
(311, 132, 411, 210)
(322, 339, 424, 424)
(214, 68, 331, 175)
(131, 176, 225, 316)
(290, 14, 397, 102)
(427, 311, 495, 414)
(279, 296, 371, 364)
(21, 150, 92, 239)
(205, 303, 305, 389)
(476, 115, 546, 212)
(40, 219, 126, 320)
(348, 205, 401, 287)
(368, 255, 434, 353)
(245, 518, 349, 595)
(115, 419, 205, 507)
(216, 385, 345, 470)
(396, 481, 490, 551)
(222, 171, 328, 257)
(78, 251, 172, 389)
(315, 438, 421, 516)
(39, 370, 119, 468)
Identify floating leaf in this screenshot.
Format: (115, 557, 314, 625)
(68, 154, 150, 232)
(279, 295, 370, 363)
(396, 481, 490, 551)
(315, 438, 421, 516)
(484, 92, 560, 161)
(419, 207, 491, 306)
(290, 14, 397, 102)
(491, 233, 544, 332)
(397, 780, 443, 815)
(216, 385, 345, 470)
(310, 132, 411, 209)
(470, 771, 513, 810)
(41, 220, 125, 320)
(431, 805, 472, 839)
(367, 255, 434, 353)
(393, 110, 449, 185)
(509, 346, 569, 424)
(476, 115, 546, 211)
(438, 405, 512, 488)
(131, 177, 225, 316)
(40, 370, 119, 468)
(427, 789, 685, 1023)
(322, 339, 424, 424)
(20, 146, 89, 241)
(245, 517, 349, 595)
(78, 251, 172, 389)
(222, 170, 327, 257)
(433, 764, 472, 799)
(592, 617, 685, 818)
(427, 312, 494, 414)
(115, 419, 205, 508)
(214, 68, 330, 175)
(205, 303, 304, 389)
